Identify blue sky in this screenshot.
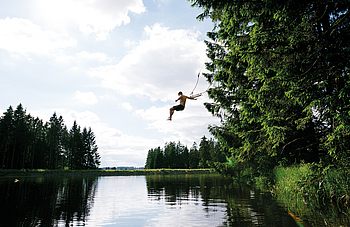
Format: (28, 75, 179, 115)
(0, 0, 220, 167)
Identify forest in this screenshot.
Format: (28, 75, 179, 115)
(145, 137, 226, 169)
(0, 104, 100, 170)
(188, 0, 350, 209)
(189, 0, 350, 174)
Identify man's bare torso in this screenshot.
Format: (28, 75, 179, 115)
(179, 95, 187, 106)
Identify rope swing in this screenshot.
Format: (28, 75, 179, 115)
(189, 70, 212, 98)
(190, 71, 201, 96)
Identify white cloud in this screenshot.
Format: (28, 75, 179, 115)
(0, 0, 218, 168)
(45, 107, 216, 167)
(76, 51, 112, 63)
(0, 17, 76, 56)
(121, 102, 134, 111)
(73, 91, 99, 105)
(33, 0, 146, 40)
(99, 134, 159, 167)
(135, 96, 220, 147)
(54, 51, 113, 66)
(86, 22, 217, 149)
(31, 108, 155, 167)
(63, 110, 159, 167)
(124, 39, 138, 49)
(89, 23, 208, 101)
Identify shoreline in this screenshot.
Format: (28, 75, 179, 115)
(0, 168, 215, 177)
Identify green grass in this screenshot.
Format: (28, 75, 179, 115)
(273, 164, 350, 222)
(273, 164, 313, 213)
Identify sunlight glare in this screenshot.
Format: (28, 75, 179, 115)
(33, 0, 78, 30)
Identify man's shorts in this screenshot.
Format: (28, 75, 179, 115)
(172, 104, 185, 111)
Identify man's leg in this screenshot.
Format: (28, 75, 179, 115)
(168, 107, 175, 120)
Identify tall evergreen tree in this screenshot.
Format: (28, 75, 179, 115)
(144, 139, 223, 169)
(12, 104, 30, 169)
(188, 142, 200, 169)
(145, 148, 154, 169)
(47, 113, 65, 169)
(199, 136, 211, 168)
(190, 0, 350, 174)
(145, 147, 164, 169)
(0, 106, 14, 168)
(82, 127, 100, 169)
(29, 117, 48, 169)
(163, 142, 176, 168)
(0, 104, 101, 170)
(67, 121, 83, 169)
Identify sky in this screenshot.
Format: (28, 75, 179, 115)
(0, 0, 220, 167)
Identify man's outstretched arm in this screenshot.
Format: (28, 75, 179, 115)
(186, 95, 197, 100)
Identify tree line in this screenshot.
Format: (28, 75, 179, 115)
(189, 1, 350, 175)
(145, 136, 226, 169)
(0, 104, 100, 169)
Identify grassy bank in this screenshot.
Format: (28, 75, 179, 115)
(271, 164, 350, 224)
(274, 164, 350, 209)
(0, 168, 215, 178)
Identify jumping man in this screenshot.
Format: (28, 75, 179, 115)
(168, 91, 196, 121)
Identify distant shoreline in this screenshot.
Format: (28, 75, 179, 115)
(0, 169, 215, 177)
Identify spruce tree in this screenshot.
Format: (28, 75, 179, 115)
(190, 0, 350, 173)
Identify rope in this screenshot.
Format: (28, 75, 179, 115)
(190, 71, 201, 95)
(190, 85, 210, 98)
(188, 69, 215, 99)
(189, 70, 215, 98)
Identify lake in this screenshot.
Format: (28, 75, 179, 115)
(0, 174, 331, 226)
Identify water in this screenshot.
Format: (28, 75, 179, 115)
(0, 174, 300, 226)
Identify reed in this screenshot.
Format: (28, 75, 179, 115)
(273, 164, 312, 213)
(273, 164, 350, 218)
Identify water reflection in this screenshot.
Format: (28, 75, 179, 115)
(2, 174, 335, 226)
(146, 174, 297, 226)
(0, 176, 98, 227)
(145, 175, 230, 227)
